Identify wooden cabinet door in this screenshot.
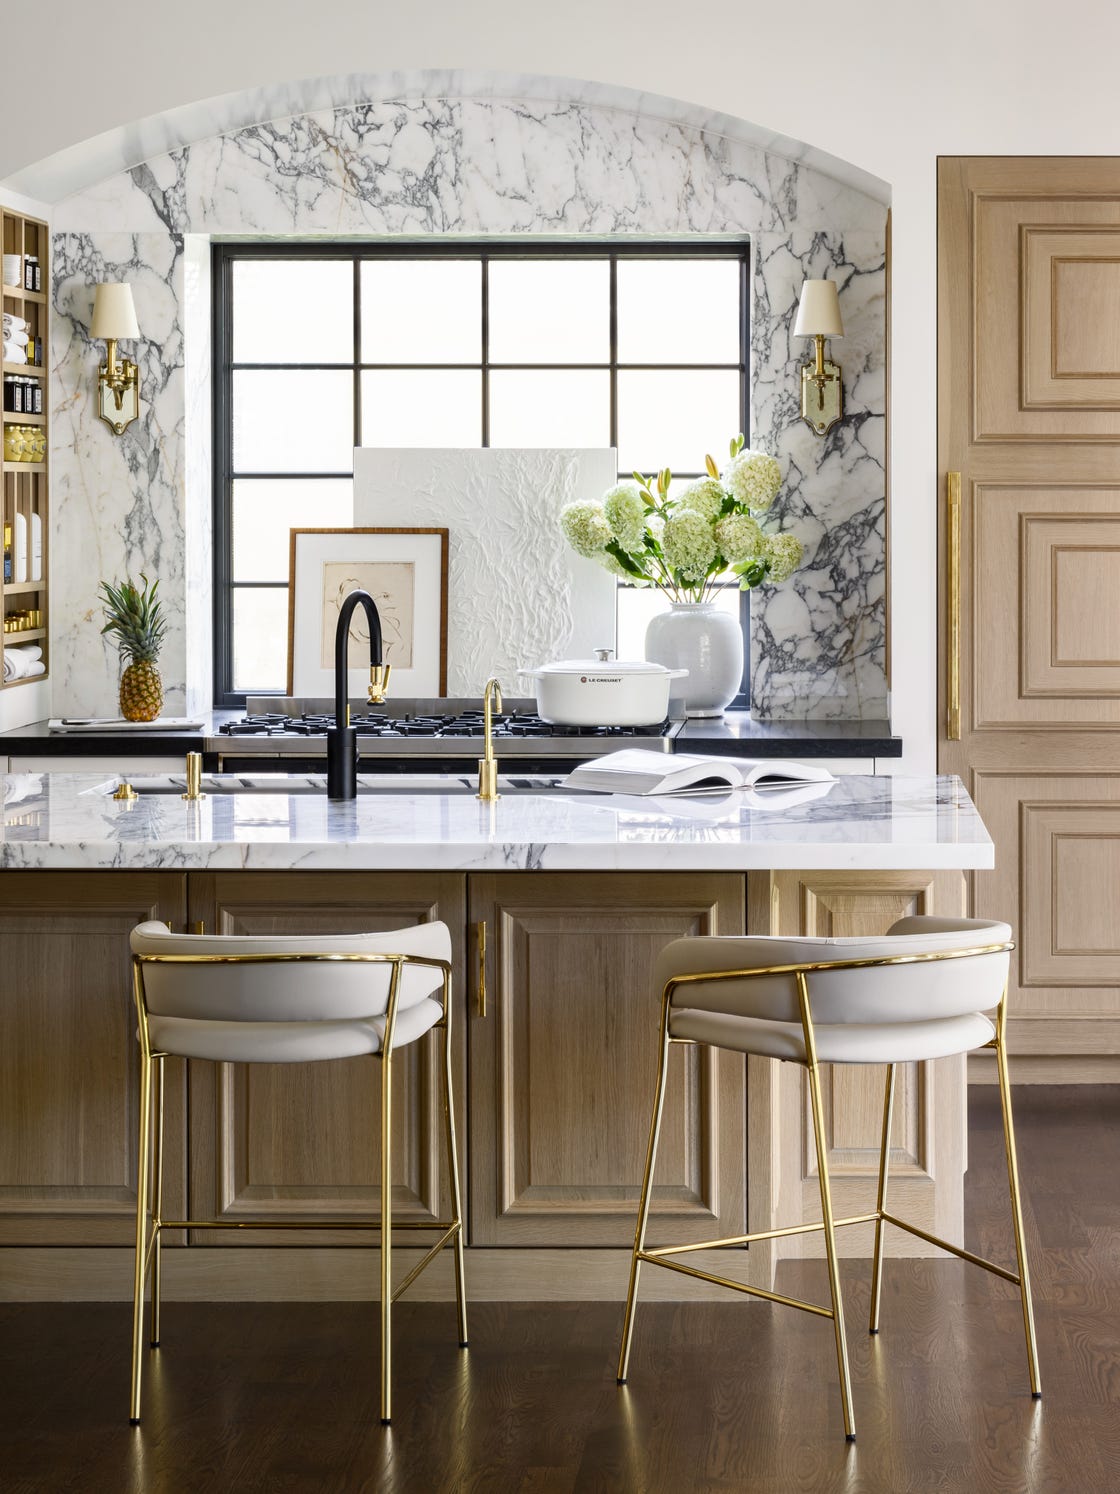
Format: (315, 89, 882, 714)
(186, 872, 466, 1244)
(760, 869, 968, 1259)
(0, 871, 187, 1245)
(468, 872, 745, 1247)
(939, 158, 1120, 1080)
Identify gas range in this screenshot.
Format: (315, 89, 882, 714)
(209, 697, 682, 771)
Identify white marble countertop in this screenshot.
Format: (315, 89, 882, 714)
(0, 773, 994, 873)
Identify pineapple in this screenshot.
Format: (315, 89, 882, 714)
(99, 574, 168, 722)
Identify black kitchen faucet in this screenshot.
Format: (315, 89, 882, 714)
(325, 589, 390, 799)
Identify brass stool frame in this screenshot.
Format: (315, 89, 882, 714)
(616, 941, 1041, 1441)
(129, 948, 468, 1427)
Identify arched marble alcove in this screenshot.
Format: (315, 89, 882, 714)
(36, 72, 888, 718)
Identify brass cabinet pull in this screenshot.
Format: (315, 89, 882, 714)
(475, 920, 487, 1018)
(946, 472, 961, 741)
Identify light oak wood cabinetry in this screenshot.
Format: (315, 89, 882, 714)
(0, 873, 186, 1246)
(752, 868, 968, 1259)
(939, 157, 1120, 1082)
(0, 865, 977, 1297)
(185, 872, 468, 1243)
(468, 872, 746, 1247)
(0, 207, 49, 693)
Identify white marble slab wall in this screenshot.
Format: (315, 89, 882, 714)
(50, 84, 887, 719)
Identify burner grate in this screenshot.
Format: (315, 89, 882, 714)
(218, 711, 671, 741)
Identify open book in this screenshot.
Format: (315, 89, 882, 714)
(560, 748, 835, 799)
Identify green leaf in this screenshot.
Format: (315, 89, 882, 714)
(605, 539, 649, 580)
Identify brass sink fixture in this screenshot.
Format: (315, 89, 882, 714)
(477, 677, 503, 801)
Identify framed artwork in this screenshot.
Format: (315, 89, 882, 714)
(287, 528, 448, 697)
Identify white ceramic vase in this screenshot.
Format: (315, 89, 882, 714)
(644, 601, 745, 718)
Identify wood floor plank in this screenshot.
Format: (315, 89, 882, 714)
(0, 1087, 1118, 1491)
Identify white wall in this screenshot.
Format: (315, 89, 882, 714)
(6, 0, 1120, 765)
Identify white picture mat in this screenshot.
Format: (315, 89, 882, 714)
(289, 529, 446, 697)
(354, 448, 617, 696)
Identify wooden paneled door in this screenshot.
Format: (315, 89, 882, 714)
(468, 872, 746, 1247)
(939, 157, 1120, 1080)
(185, 872, 467, 1243)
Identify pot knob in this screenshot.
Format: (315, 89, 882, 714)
(594, 647, 613, 662)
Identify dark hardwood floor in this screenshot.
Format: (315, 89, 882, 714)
(2, 1086, 1118, 1493)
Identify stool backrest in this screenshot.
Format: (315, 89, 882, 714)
(656, 918, 1011, 1026)
(131, 920, 451, 1023)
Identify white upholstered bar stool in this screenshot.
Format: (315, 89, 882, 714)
(617, 916, 1041, 1441)
(126, 920, 467, 1427)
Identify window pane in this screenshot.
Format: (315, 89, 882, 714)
(617, 584, 742, 662)
(232, 370, 354, 473)
(232, 587, 290, 692)
(360, 370, 482, 446)
(360, 261, 481, 363)
(617, 259, 741, 364)
(488, 260, 609, 364)
(489, 370, 611, 448)
(617, 369, 741, 474)
(232, 260, 353, 364)
(232, 479, 354, 582)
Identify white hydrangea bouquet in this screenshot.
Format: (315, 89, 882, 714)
(559, 435, 803, 603)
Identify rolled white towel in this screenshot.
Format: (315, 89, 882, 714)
(2, 644, 43, 680)
(2, 312, 27, 331)
(3, 341, 26, 364)
(5, 328, 28, 345)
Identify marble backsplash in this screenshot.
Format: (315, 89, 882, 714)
(47, 78, 887, 719)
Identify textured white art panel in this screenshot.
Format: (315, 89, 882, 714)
(354, 448, 617, 696)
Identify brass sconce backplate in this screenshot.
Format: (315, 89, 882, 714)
(799, 358, 844, 437)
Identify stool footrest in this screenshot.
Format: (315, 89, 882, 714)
(879, 1212, 1021, 1285)
(635, 1251, 834, 1318)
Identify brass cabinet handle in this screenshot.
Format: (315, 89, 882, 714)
(475, 920, 487, 1018)
(946, 472, 961, 741)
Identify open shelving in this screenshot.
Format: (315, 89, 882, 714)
(1, 206, 48, 692)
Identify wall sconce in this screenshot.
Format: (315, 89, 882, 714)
(793, 278, 844, 437)
(91, 282, 140, 436)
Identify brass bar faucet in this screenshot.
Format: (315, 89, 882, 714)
(477, 677, 503, 801)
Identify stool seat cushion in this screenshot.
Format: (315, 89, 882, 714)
(669, 1007, 996, 1064)
(148, 997, 443, 1063)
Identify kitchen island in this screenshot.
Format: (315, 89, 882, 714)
(0, 772, 991, 1305)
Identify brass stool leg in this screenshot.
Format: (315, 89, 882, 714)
(799, 974, 856, 1441)
(150, 1055, 165, 1348)
(442, 982, 469, 1349)
(995, 1014, 1042, 1398)
(617, 1002, 673, 1384)
(129, 1051, 153, 1424)
(869, 1063, 896, 1334)
(380, 1048, 393, 1426)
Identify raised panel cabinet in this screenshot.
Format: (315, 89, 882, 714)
(757, 868, 968, 1259)
(185, 872, 467, 1244)
(468, 872, 746, 1247)
(0, 872, 187, 1245)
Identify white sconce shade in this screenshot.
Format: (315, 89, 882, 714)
(91, 282, 140, 340)
(793, 279, 844, 339)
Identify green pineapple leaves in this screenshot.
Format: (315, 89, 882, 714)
(99, 573, 167, 665)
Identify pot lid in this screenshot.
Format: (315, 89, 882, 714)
(528, 648, 676, 677)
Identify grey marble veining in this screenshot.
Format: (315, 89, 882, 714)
(0, 772, 991, 873)
(47, 83, 887, 721)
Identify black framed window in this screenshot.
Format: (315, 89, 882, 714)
(212, 240, 751, 705)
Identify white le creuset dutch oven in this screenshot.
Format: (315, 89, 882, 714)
(520, 649, 688, 727)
